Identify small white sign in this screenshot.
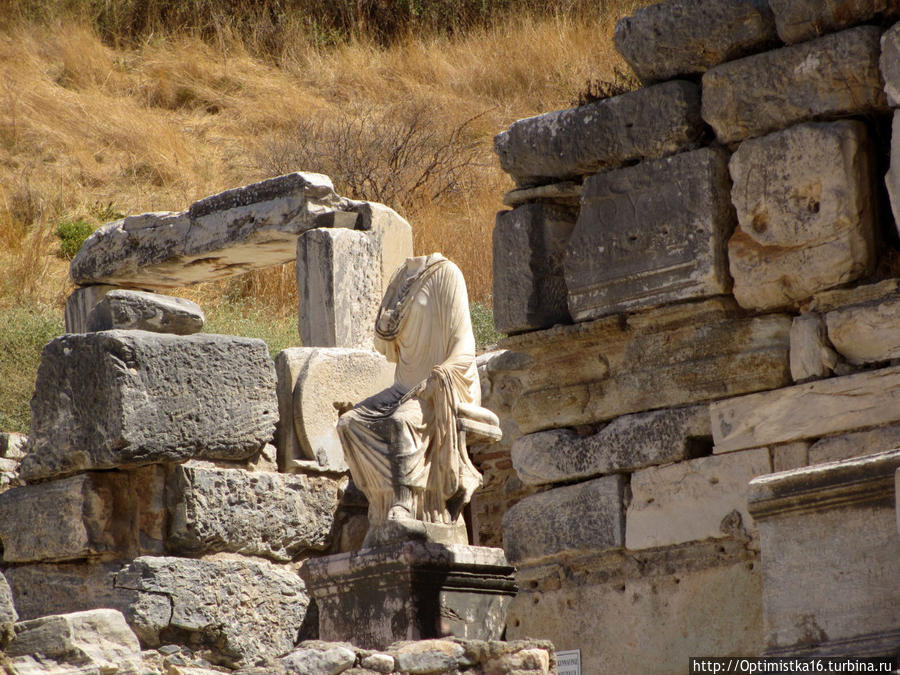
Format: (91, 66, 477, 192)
(557, 649, 581, 675)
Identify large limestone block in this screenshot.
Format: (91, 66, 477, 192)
(502, 475, 625, 564)
(506, 542, 762, 675)
(4, 609, 142, 672)
(116, 556, 309, 667)
(275, 347, 395, 471)
(702, 27, 887, 144)
(21, 331, 277, 480)
(808, 425, 900, 465)
(566, 147, 734, 321)
(886, 112, 900, 234)
(494, 80, 704, 186)
(493, 298, 791, 434)
(727, 121, 876, 310)
(0, 570, 17, 624)
(710, 364, 900, 453)
(614, 0, 776, 83)
(4, 562, 135, 621)
(64, 284, 114, 333)
(626, 448, 771, 549)
(70, 172, 359, 288)
(0, 474, 128, 563)
(883, 24, 900, 107)
(492, 203, 575, 334)
(825, 294, 900, 364)
(748, 450, 900, 655)
(167, 464, 344, 561)
(789, 314, 838, 381)
(771, 0, 899, 44)
(511, 404, 711, 486)
(86, 289, 205, 334)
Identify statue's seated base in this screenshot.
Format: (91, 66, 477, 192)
(300, 541, 517, 650)
(362, 518, 468, 548)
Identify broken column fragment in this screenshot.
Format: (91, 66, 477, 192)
(86, 289, 205, 334)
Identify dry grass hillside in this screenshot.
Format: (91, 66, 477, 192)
(0, 0, 644, 431)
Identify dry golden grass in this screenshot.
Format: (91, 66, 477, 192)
(0, 2, 645, 313)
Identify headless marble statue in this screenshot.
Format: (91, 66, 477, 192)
(336, 253, 484, 546)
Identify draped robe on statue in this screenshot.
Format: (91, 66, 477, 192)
(336, 253, 482, 531)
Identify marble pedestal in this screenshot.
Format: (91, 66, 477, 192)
(748, 449, 900, 658)
(301, 541, 516, 650)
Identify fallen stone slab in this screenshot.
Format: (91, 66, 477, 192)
(748, 450, 900, 656)
(805, 278, 900, 313)
(502, 474, 625, 564)
(21, 331, 278, 480)
(494, 80, 704, 185)
(167, 464, 344, 562)
(710, 364, 900, 453)
(86, 289, 205, 334)
(492, 298, 791, 434)
(807, 425, 900, 465)
(502, 181, 581, 207)
(789, 314, 838, 382)
(511, 404, 711, 486)
(614, 0, 777, 83)
(275, 347, 394, 472)
(566, 147, 733, 321)
(770, 0, 899, 44)
(70, 172, 359, 288)
(0, 570, 16, 624)
(883, 23, 900, 107)
(625, 448, 771, 550)
(4, 609, 142, 673)
(493, 203, 575, 334)
(702, 26, 887, 143)
(297, 203, 412, 350)
(116, 556, 310, 668)
(727, 121, 876, 310)
(825, 294, 900, 364)
(3, 562, 137, 622)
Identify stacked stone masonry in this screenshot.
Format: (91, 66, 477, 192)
(486, 0, 900, 671)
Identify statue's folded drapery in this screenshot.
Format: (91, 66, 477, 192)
(336, 253, 482, 527)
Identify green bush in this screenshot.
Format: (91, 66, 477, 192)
(0, 304, 64, 433)
(55, 218, 95, 259)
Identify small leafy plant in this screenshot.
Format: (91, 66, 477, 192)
(54, 218, 95, 259)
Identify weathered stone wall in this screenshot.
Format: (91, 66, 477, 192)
(484, 0, 900, 671)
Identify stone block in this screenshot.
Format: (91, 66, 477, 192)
(884, 24, 900, 107)
(167, 464, 344, 562)
(0, 432, 26, 459)
(493, 203, 575, 334)
(789, 314, 838, 381)
(710, 364, 900, 453)
(771, 0, 899, 44)
(614, 0, 776, 82)
(116, 556, 309, 668)
(0, 470, 164, 563)
(808, 425, 900, 465)
(0, 570, 16, 624)
(506, 542, 762, 675)
(64, 284, 114, 333)
(727, 121, 876, 310)
(494, 80, 704, 185)
(3, 562, 136, 621)
(86, 289, 205, 334)
(280, 643, 357, 674)
(493, 298, 791, 434)
(4, 609, 142, 672)
(748, 450, 900, 656)
(771, 442, 810, 472)
(69, 172, 359, 288)
(888, 112, 900, 234)
(702, 27, 887, 144)
(502, 181, 581, 208)
(301, 543, 515, 650)
(21, 331, 278, 480)
(805, 278, 900, 313)
(502, 475, 625, 563)
(275, 347, 395, 471)
(566, 147, 734, 320)
(511, 404, 711, 486)
(625, 448, 771, 549)
(825, 294, 900, 364)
